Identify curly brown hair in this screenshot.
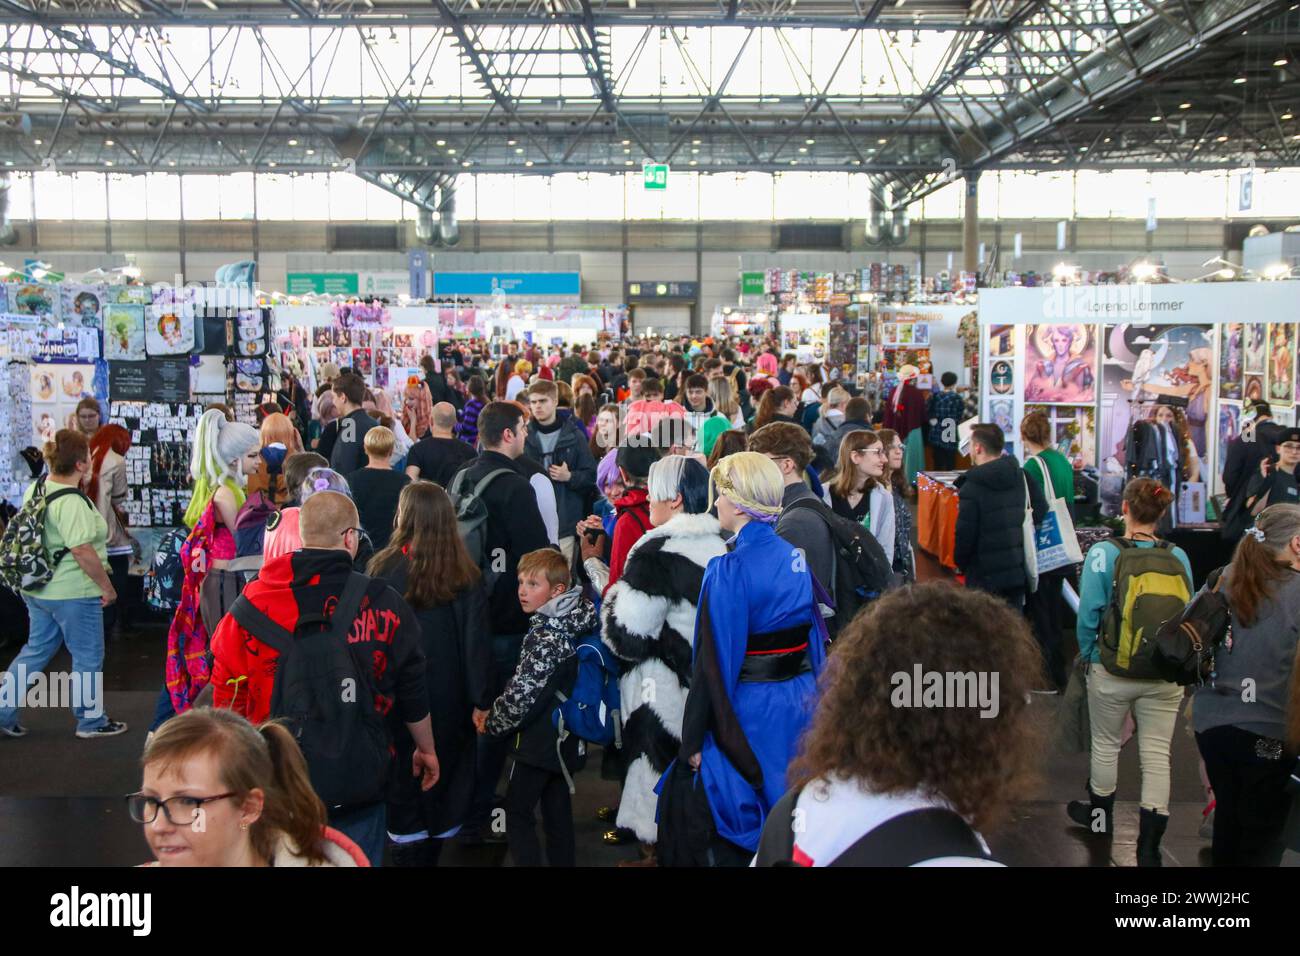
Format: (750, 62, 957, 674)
(789, 581, 1045, 833)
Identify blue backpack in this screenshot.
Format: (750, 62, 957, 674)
(552, 631, 623, 749)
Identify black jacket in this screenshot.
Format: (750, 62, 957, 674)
(1223, 421, 1282, 507)
(452, 450, 553, 636)
(329, 409, 380, 476)
(523, 415, 598, 535)
(374, 559, 493, 835)
(954, 455, 1048, 595)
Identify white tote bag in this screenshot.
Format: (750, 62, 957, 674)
(1031, 454, 1084, 574)
(1021, 474, 1039, 594)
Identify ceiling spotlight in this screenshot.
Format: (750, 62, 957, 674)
(1263, 262, 1292, 280)
(507, 139, 517, 146)
(105, 139, 114, 146)
(878, 138, 887, 144)
(515, 147, 523, 154)
(1283, 112, 1295, 120)
(306, 148, 315, 155)
(447, 148, 456, 154)
(104, 160, 113, 167)
(692, 139, 701, 145)
(436, 139, 446, 146)
(691, 148, 699, 154)
(462, 160, 471, 167)
(268, 161, 277, 167)
(1234, 75, 1247, 84)
(1275, 58, 1289, 67)
(288, 139, 298, 146)
(1131, 261, 1159, 281)
(1151, 115, 1162, 122)
(790, 159, 797, 165)
(623, 148, 631, 154)
(168, 160, 177, 167)
(1103, 137, 1111, 143)
(1179, 102, 1191, 109)
(798, 147, 807, 153)
(1216, 134, 1229, 141)
(525, 160, 534, 167)
(689, 160, 697, 166)
(621, 139, 630, 145)
(624, 160, 633, 166)
(805, 138, 815, 145)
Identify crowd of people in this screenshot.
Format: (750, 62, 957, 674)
(1, 330, 1298, 871)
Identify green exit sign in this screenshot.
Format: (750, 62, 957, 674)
(643, 163, 669, 190)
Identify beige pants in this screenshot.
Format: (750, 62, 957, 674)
(1087, 663, 1184, 814)
(558, 535, 576, 564)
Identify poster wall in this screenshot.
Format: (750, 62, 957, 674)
(978, 284, 1300, 515)
(778, 313, 830, 365)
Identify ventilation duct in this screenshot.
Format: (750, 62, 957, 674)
(863, 176, 910, 248)
(0, 174, 16, 246)
(437, 186, 459, 247)
(416, 206, 436, 244)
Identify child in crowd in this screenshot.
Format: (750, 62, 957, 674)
(476, 548, 597, 867)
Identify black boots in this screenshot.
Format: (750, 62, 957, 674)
(1136, 808, 1169, 867)
(1067, 786, 1115, 835)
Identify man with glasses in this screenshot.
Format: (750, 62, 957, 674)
(1244, 427, 1300, 515)
(209, 490, 437, 866)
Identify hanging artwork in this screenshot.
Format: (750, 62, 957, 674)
(104, 305, 146, 361)
(1218, 323, 1243, 401)
(145, 306, 195, 356)
(1244, 374, 1265, 403)
(60, 284, 106, 329)
(108, 285, 152, 305)
(1266, 323, 1295, 403)
(987, 325, 1015, 357)
(1217, 402, 1241, 493)
(1026, 403, 1097, 469)
(7, 282, 58, 318)
(989, 359, 1014, 396)
(989, 397, 1015, 440)
(1243, 323, 1267, 375)
(1099, 324, 1212, 516)
(1024, 323, 1096, 403)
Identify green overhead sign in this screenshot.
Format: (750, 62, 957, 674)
(286, 272, 359, 295)
(642, 163, 669, 190)
(741, 272, 765, 296)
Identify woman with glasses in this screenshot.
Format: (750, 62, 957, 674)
(132, 707, 368, 867)
(1245, 428, 1300, 515)
(825, 429, 895, 566)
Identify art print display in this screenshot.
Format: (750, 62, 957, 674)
(109, 285, 152, 305)
(1243, 323, 1267, 374)
(104, 305, 146, 361)
(989, 397, 1015, 439)
(60, 284, 106, 329)
(1217, 402, 1241, 494)
(987, 325, 1015, 357)
(1099, 323, 1212, 515)
(989, 359, 1014, 395)
(145, 307, 195, 356)
(1244, 373, 1265, 403)
(1218, 323, 1243, 401)
(312, 327, 333, 347)
(1266, 323, 1295, 404)
(1025, 403, 1097, 469)
(7, 282, 58, 318)
(1024, 323, 1096, 403)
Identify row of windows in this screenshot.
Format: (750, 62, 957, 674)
(7, 168, 1295, 222)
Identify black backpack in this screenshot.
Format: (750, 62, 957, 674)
(229, 573, 390, 809)
(755, 786, 995, 866)
(784, 497, 898, 639)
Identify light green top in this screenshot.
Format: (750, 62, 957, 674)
(22, 476, 109, 600)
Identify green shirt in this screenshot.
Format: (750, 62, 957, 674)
(698, 415, 733, 457)
(1023, 448, 1076, 521)
(21, 476, 109, 600)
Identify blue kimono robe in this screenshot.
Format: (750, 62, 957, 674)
(688, 520, 827, 852)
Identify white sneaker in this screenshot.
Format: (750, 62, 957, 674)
(76, 720, 128, 739)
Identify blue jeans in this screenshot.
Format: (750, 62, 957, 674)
(0, 595, 107, 734)
(330, 802, 387, 867)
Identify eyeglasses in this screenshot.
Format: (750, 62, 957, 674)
(1282, 442, 1300, 453)
(126, 792, 238, 825)
(860, 446, 886, 457)
(339, 526, 360, 538)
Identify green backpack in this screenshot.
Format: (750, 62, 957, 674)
(0, 477, 95, 594)
(1098, 538, 1192, 681)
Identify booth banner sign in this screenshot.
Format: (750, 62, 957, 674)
(979, 283, 1300, 326)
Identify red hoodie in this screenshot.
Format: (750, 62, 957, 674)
(605, 487, 651, 594)
(210, 548, 428, 727)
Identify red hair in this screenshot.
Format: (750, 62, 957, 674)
(87, 424, 131, 503)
